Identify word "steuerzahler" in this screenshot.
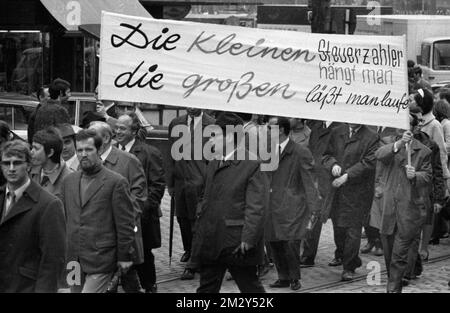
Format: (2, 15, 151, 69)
(318, 39, 404, 68)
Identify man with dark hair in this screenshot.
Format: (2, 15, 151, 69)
(48, 78, 71, 102)
(63, 129, 135, 293)
(374, 112, 433, 293)
(412, 66, 432, 93)
(0, 140, 66, 292)
(192, 112, 269, 293)
(30, 127, 72, 201)
(322, 123, 379, 281)
(115, 113, 166, 293)
(89, 121, 147, 292)
(300, 120, 342, 267)
(266, 116, 320, 290)
(29, 78, 72, 144)
(168, 107, 215, 279)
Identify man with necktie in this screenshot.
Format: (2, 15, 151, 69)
(300, 120, 341, 268)
(322, 123, 379, 281)
(265, 117, 320, 291)
(191, 112, 269, 293)
(168, 107, 215, 279)
(0, 140, 66, 292)
(115, 113, 166, 293)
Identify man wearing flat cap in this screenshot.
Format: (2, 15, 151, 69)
(191, 112, 269, 293)
(57, 123, 80, 172)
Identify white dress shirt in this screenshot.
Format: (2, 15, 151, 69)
(3, 178, 31, 219)
(66, 153, 79, 172)
(187, 113, 203, 132)
(119, 138, 136, 153)
(279, 137, 289, 155)
(101, 145, 113, 162)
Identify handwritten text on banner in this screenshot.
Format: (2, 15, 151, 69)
(99, 12, 409, 129)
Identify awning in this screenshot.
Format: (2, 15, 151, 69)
(79, 24, 101, 41)
(40, 0, 152, 32)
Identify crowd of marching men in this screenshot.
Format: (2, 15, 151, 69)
(1, 67, 450, 293)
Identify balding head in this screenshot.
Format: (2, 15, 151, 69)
(116, 113, 140, 146)
(89, 121, 113, 152)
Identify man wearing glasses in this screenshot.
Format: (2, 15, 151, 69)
(0, 140, 66, 292)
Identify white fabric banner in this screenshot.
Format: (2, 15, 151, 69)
(99, 11, 409, 129)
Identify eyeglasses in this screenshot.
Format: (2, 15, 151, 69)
(0, 160, 27, 167)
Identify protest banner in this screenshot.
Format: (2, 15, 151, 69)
(99, 11, 409, 129)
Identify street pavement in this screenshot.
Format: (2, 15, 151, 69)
(153, 191, 450, 293)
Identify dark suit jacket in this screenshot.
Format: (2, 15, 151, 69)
(103, 146, 148, 264)
(191, 151, 269, 266)
(167, 113, 215, 219)
(129, 139, 166, 248)
(63, 166, 135, 274)
(322, 125, 379, 227)
(308, 121, 342, 201)
(0, 181, 66, 292)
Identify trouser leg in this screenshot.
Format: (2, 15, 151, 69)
(366, 225, 382, 248)
(228, 265, 266, 293)
(342, 226, 362, 271)
(388, 229, 418, 293)
(197, 264, 227, 293)
(301, 221, 323, 263)
(177, 216, 193, 252)
(137, 250, 156, 291)
(270, 241, 290, 281)
(405, 232, 421, 279)
(186, 219, 199, 270)
(285, 240, 301, 280)
(121, 266, 143, 293)
(332, 220, 345, 260)
(380, 233, 395, 278)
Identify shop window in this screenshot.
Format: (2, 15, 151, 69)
(0, 106, 12, 126)
(0, 32, 49, 95)
(84, 38, 99, 92)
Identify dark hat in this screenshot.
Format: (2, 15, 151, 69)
(81, 111, 106, 129)
(56, 123, 75, 138)
(50, 78, 71, 91)
(215, 112, 244, 131)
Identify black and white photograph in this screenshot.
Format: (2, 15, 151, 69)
(1, 0, 450, 300)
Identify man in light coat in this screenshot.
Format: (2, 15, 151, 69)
(63, 129, 135, 293)
(373, 116, 432, 292)
(89, 122, 148, 292)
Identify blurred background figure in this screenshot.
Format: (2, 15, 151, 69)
(289, 118, 311, 147)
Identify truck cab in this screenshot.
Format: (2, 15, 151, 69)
(421, 37, 450, 85)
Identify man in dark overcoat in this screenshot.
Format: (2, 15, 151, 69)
(116, 113, 166, 293)
(168, 108, 215, 279)
(301, 120, 341, 267)
(191, 112, 269, 293)
(322, 123, 379, 281)
(265, 117, 320, 290)
(0, 140, 66, 293)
